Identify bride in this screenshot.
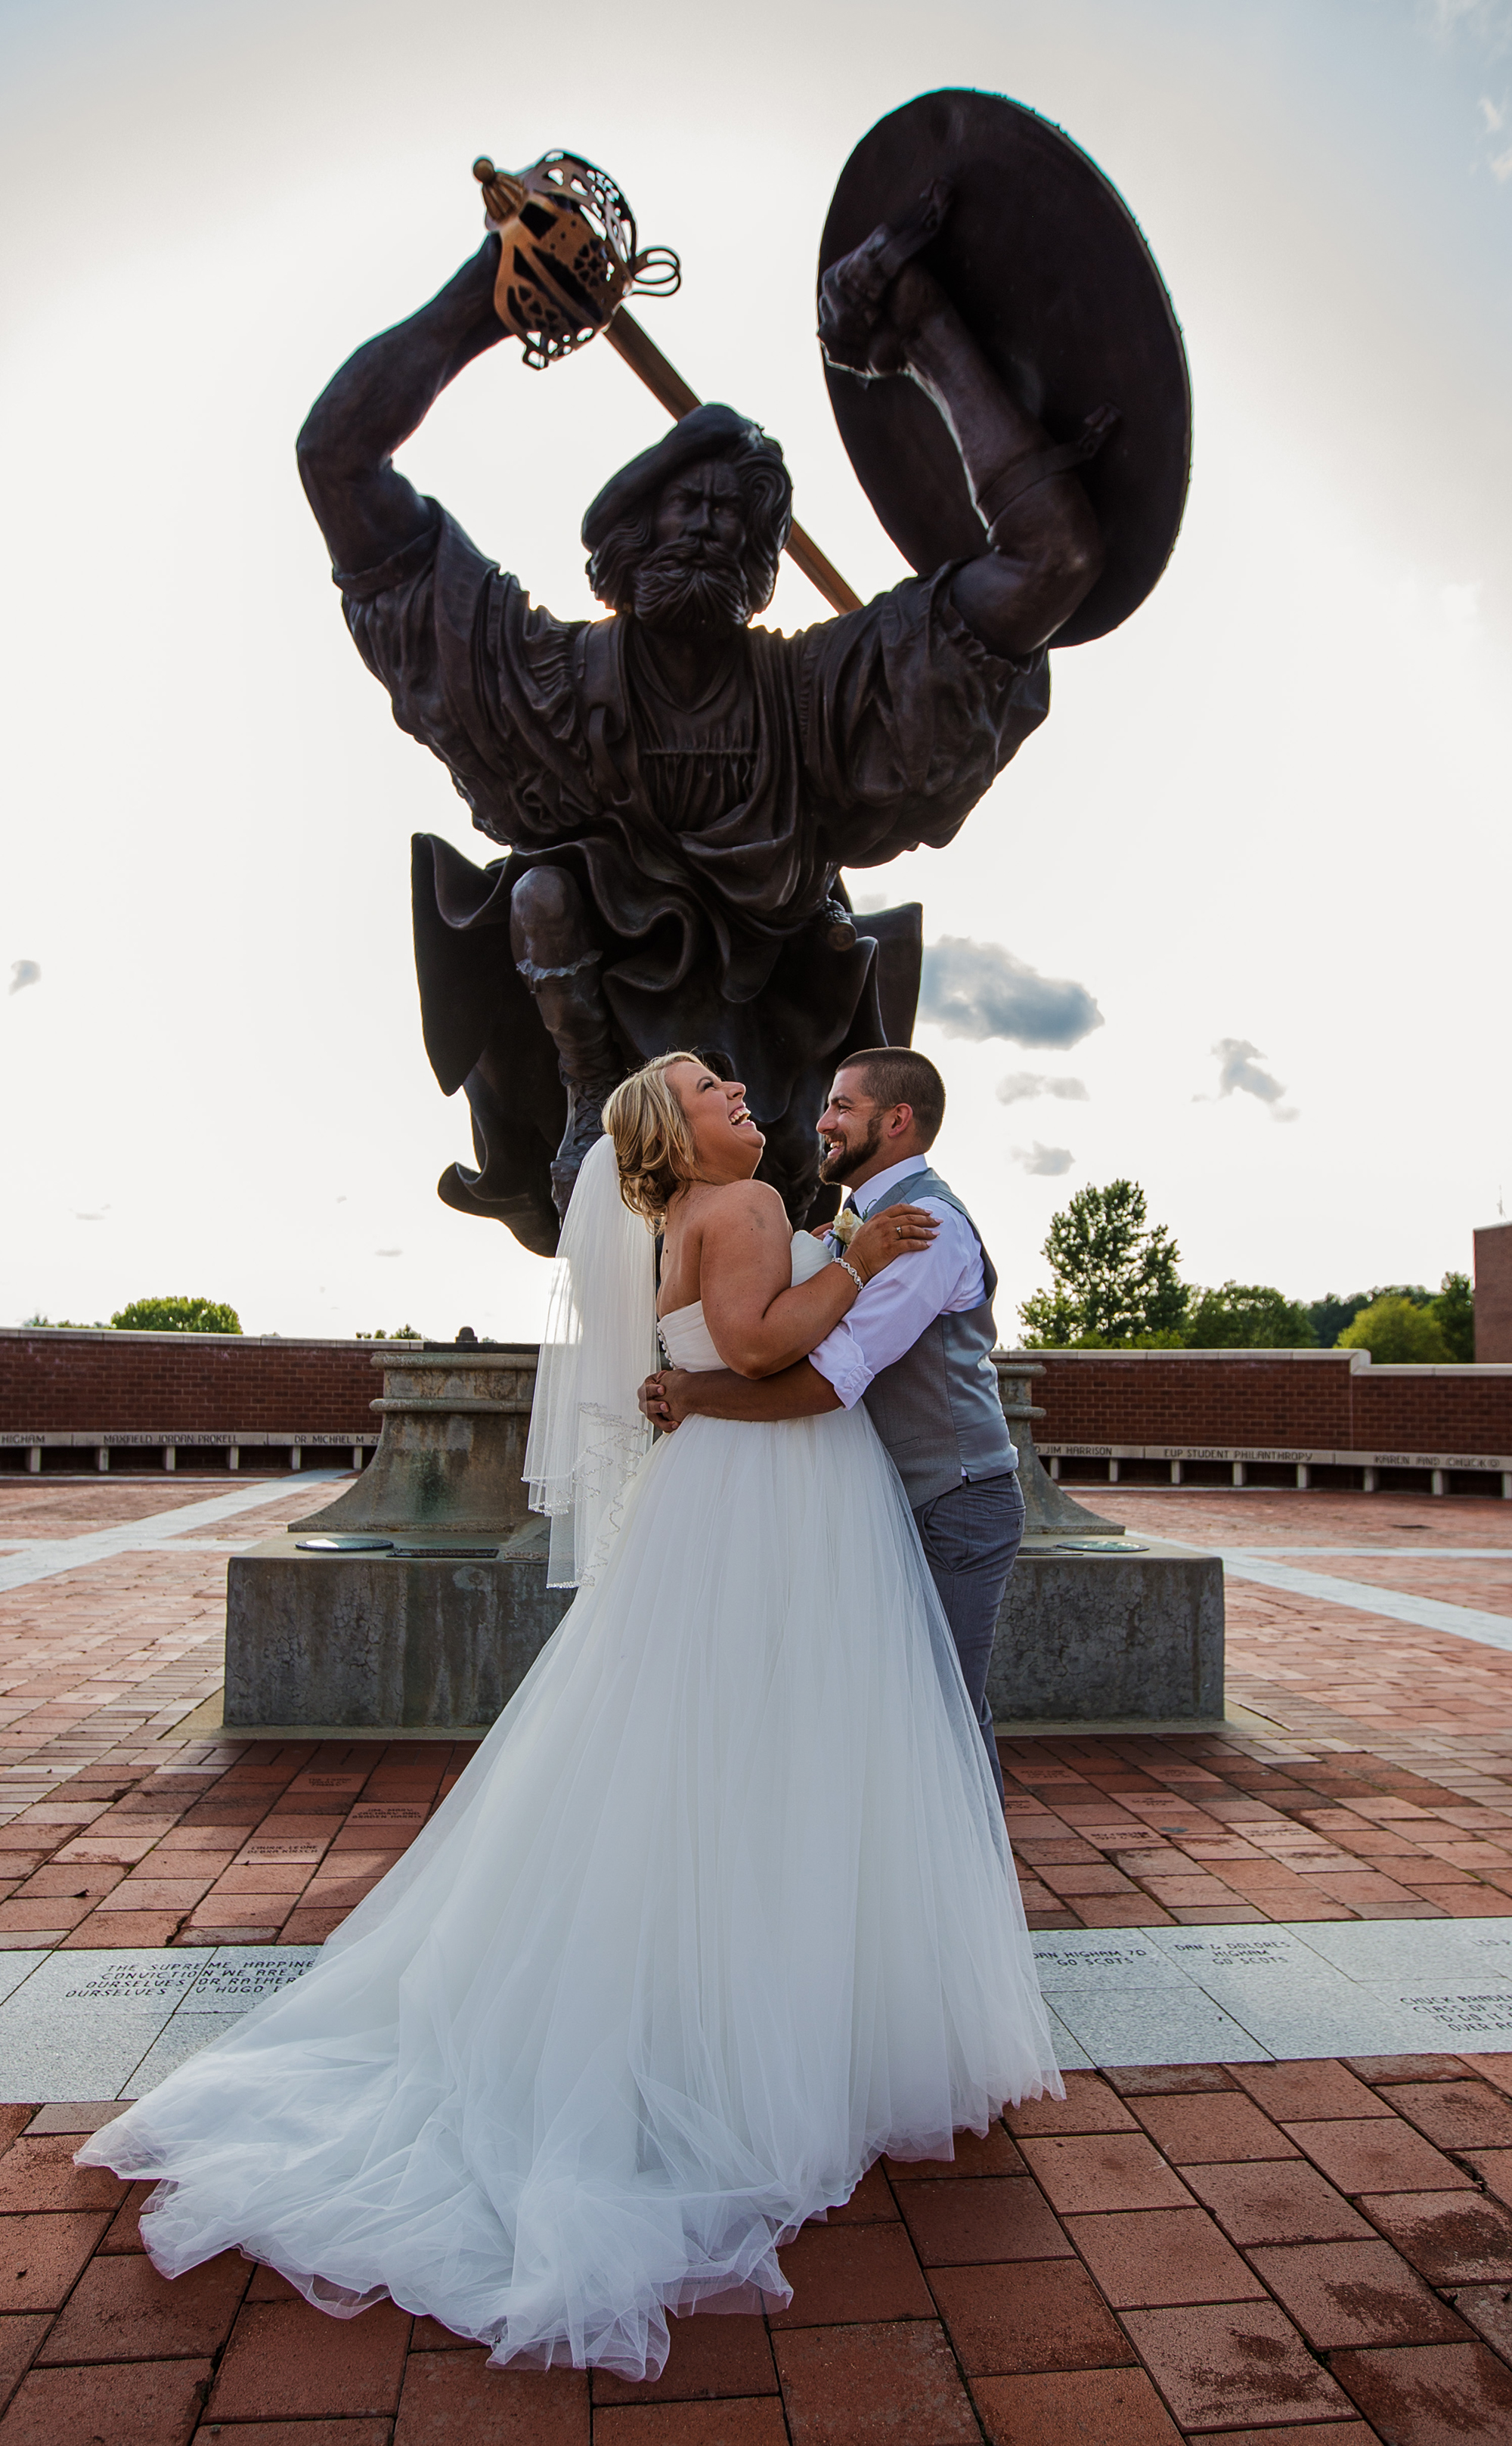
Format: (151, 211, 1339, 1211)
(80, 1052, 1061, 2379)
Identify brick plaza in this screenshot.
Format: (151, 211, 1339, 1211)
(1, 1471, 1511, 2440)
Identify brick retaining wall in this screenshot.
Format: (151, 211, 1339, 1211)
(0, 1328, 383, 1438)
(1029, 1349, 1512, 1457)
(4, 1331, 1510, 1479)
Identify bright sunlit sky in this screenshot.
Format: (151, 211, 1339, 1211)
(2, 0, 1509, 1341)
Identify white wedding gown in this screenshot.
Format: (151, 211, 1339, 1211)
(81, 1231, 1061, 2379)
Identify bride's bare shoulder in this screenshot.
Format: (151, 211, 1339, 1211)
(699, 1180, 789, 1235)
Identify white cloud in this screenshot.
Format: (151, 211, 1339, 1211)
(920, 939, 1103, 1049)
(8, 960, 39, 996)
(1203, 1038, 1299, 1124)
(1427, 0, 1512, 50)
(1012, 1142, 1076, 1176)
(996, 1072, 1089, 1105)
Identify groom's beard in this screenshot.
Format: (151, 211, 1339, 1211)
(819, 1113, 884, 1187)
(632, 540, 751, 635)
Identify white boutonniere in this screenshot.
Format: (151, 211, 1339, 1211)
(831, 1206, 860, 1248)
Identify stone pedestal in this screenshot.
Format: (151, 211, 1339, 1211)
(225, 1521, 569, 1733)
(296, 1343, 538, 1538)
(223, 1343, 1224, 1736)
(987, 1356, 1224, 1729)
(224, 1337, 559, 1735)
(987, 1538, 1222, 1727)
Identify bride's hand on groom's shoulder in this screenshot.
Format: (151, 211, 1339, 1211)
(847, 1203, 939, 1283)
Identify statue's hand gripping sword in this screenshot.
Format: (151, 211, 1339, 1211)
(472, 150, 861, 616)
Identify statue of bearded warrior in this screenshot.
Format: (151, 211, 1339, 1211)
(296, 234, 1103, 1255)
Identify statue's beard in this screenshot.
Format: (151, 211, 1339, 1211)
(631, 540, 751, 634)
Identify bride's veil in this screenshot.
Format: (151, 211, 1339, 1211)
(523, 1131, 661, 1588)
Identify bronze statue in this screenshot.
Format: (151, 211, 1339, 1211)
(296, 92, 1188, 1257)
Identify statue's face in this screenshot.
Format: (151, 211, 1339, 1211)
(631, 460, 752, 634)
(652, 461, 748, 559)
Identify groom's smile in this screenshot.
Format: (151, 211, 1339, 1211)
(816, 1077, 887, 1188)
(818, 1115, 882, 1186)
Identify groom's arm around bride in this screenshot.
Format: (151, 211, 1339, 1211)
(640, 1048, 1021, 1800)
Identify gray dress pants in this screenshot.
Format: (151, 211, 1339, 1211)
(911, 1470, 1024, 1804)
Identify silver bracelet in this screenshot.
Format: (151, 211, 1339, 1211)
(835, 1257, 866, 1294)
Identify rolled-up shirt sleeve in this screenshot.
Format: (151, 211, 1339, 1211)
(809, 1204, 983, 1409)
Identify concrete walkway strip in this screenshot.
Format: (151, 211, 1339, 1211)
(1216, 1552, 1512, 1651)
(0, 1474, 347, 1595)
(1249, 1546, 1512, 1558)
(0, 1947, 319, 2101)
(1152, 1534, 1512, 1653)
(1, 1922, 1509, 2097)
(1021, 1914, 1512, 2072)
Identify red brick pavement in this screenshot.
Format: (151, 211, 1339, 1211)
(1110, 1489, 1512, 1552)
(0, 2062, 1510, 2439)
(0, 1481, 1510, 2435)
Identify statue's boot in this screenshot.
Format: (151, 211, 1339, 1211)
(522, 953, 624, 1221)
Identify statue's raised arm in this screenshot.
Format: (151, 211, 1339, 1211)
(820, 249, 1105, 659)
(296, 240, 505, 579)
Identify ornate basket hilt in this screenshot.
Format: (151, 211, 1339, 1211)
(473, 150, 681, 369)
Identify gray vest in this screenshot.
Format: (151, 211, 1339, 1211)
(856, 1165, 1018, 1508)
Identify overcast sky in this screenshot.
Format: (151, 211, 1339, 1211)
(2, 0, 1508, 1342)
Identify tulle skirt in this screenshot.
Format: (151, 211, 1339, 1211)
(80, 1406, 1061, 2379)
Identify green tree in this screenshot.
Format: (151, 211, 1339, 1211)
(1337, 1294, 1451, 1363)
(1432, 1270, 1475, 1363)
(1307, 1292, 1368, 1347)
(356, 1326, 421, 1341)
(1019, 1180, 1188, 1347)
(1184, 1282, 1318, 1348)
(110, 1296, 241, 1334)
(22, 1313, 105, 1329)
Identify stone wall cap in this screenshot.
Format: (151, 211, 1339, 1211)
(373, 1349, 539, 1371)
(1001, 1345, 1360, 1365)
(0, 1326, 415, 1349)
(1366, 1361, 1512, 1377)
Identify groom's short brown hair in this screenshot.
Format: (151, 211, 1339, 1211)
(838, 1049, 946, 1149)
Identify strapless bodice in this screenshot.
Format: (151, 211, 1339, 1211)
(658, 1229, 831, 1372)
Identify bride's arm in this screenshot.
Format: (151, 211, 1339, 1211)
(699, 1184, 937, 1378)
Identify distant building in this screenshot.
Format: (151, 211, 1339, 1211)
(1474, 1222, 1512, 1363)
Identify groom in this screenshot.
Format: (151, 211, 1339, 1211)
(640, 1047, 1020, 1800)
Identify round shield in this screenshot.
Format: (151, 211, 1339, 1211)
(819, 90, 1191, 646)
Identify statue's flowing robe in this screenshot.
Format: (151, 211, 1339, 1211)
(338, 504, 1050, 1251)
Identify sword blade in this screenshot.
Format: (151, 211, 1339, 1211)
(605, 311, 863, 617)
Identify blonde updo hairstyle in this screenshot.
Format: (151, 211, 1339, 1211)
(603, 1052, 704, 1226)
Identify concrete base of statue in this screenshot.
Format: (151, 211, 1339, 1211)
(222, 1350, 1225, 1736)
(986, 1534, 1223, 1730)
(225, 1519, 567, 1735)
(984, 1359, 1224, 1731)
